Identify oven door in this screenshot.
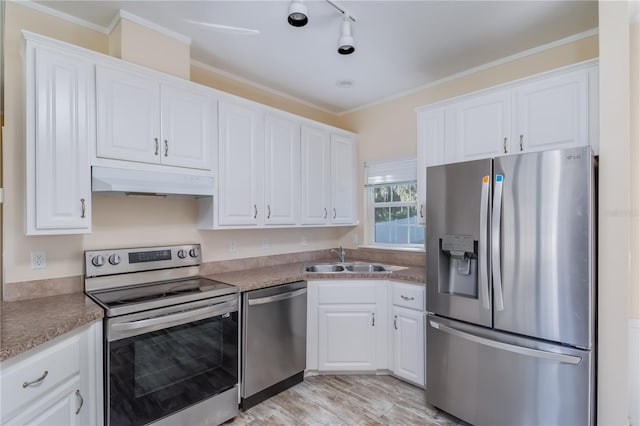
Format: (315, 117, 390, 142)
(105, 294, 238, 426)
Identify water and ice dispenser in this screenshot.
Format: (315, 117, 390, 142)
(438, 235, 478, 298)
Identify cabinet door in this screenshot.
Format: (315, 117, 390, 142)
(330, 134, 357, 224)
(28, 46, 92, 234)
(264, 115, 300, 225)
(416, 109, 445, 225)
(455, 90, 511, 160)
(9, 380, 81, 426)
(392, 306, 425, 387)
(513, 69, 589, 153)
(301, 126, 331, 225)
(318, 304, 377, 371)
(217, 101, 264, 226)
(96, 65, 160, 164)
(160, 83, 216, 170)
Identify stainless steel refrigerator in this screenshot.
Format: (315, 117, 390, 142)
(425, 146, 596, 426)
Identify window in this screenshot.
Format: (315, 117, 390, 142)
(365, 157, 424, 248)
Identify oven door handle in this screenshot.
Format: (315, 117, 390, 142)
(112, 302, 233, 333)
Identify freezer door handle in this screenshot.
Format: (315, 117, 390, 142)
(478, 175, 491, 310)
(429, 320, 582, 365)
(491, 174, 505, 311)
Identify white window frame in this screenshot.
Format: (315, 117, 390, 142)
(363, 157, 424, 250)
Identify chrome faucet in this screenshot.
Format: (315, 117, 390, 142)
(331, 246, 346, 264)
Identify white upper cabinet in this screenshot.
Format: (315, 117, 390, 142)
(301, 126, 357, 226)
(513, 68, 590, 153)
(25, 41, 93, 235)
(416, 108, 449, 225)
(96, 65, 160, 164)
(264, 114, 301, 226)
(96, 64, 215, 171)
(217, 100, 265, 226)
(330, 134, 357, 224)
(417, 62, 599, 175)
(455, 90, 511, 160)
(301, 125, 332, 225)
(160, 83, 216, 170)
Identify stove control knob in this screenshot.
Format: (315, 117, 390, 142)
(109, 254, 121, 265)
(92, 255, 105, 267)
(189, 248, 199, 258)
(177, 249, 188, 259)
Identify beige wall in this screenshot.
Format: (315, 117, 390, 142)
(2, 3, 342, 285)
(338, 35, 599, 248)
(598, 0, 634, 423)
(190, 64, 347, 129)
(630, 17, 640, 320)
(115, 17, 190, 79)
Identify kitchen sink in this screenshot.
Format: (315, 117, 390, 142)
(343, 263, 390, 272)
(303, 262, 392, 273)
(304, 264, 346, 273)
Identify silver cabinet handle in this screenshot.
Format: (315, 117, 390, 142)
(503, 137, 507, 153)
(478, 175, 491, 310)
(429, 320, 581, 364)
(419, 203, 424, 218)
(75, 389, 84, 415)
(371, 312, 375, 327)
(491, 174, 505, 311)
(519, 134, 524, 151)
(323, 208, 328, 219)
(164, 140, 168, 157)
(393, 315, 398, 330)
(154, 138, 159, 155)
(333, 208, 337, 219)
(267, 205, 271, 219)
(80, 198, 86, 219)
(253, 204, 258, 219)
(248, 288, 307, 306)
(23, 370, 48, 388)
(400, 295, 414, 301)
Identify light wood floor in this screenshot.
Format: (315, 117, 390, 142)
(227, 375, 465, 425)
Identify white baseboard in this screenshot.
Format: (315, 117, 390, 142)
(630, 319, 640, 426)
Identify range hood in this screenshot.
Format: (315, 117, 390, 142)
(92, 166, 214, 197)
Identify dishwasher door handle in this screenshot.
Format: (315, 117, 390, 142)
(248, 288, 307, 306)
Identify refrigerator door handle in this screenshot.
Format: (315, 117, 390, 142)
(479, 175, 491, 310)
(491, 174, 505, 311)
(429, 320, 582, 365)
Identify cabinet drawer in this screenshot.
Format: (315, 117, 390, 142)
(1, 333, 81, 418)
(392, 282, 425, 311)
(318, 281, 378, 304)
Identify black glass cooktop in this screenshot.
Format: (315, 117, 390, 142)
(88, 277, 237, 317)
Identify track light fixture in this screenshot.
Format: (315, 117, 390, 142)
(337, 15, 355, 55)
(288, 0, 308, 27)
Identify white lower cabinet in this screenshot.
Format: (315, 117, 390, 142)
(318, 304, 377, 371)
(391, 306, 425, 387)
(307, 280, 387, 372)
(307, 279, 425, 386)
(389, 281, 425, 387)
(0, 322, 103, 426)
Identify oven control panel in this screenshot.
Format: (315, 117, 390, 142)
(85, 244, 202, 277)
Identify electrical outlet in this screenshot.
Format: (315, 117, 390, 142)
(301, 235, 308, 246)
(228, 240, 237, 252)
(352, 233, 359, 245)
(262, 239, 270, 249)
(31, 251, 47, 269)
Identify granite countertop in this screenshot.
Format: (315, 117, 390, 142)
(0, 259, 423, 362)
(205, 260, 426, 292)
(0, 293, 104, 362)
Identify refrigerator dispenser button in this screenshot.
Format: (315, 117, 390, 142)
(441, 235, 475, 253)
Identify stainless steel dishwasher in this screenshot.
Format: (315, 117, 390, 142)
(241, 281, 307, 410)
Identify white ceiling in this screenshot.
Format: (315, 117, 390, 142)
(30, 0, 598, 114)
